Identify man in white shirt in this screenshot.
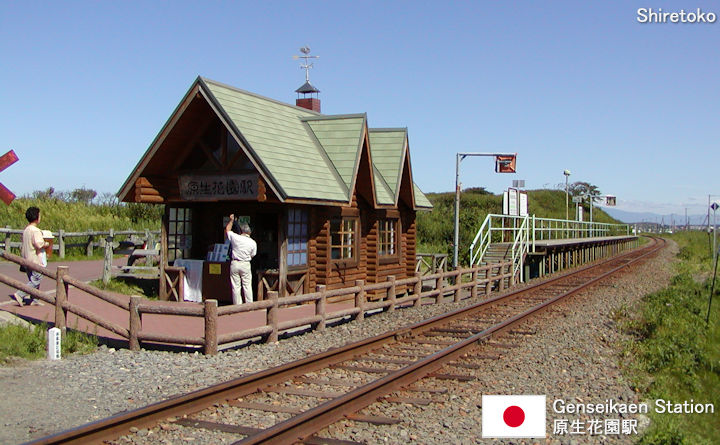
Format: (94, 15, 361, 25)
(13, 206, 48, 306)
(225, 214, 257, 304)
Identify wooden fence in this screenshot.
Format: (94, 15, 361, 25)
(0, 250, 513, 355)
(0, 227, 160, 259)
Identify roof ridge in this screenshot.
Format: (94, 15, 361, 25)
(200, 76, 323, 116)
(301, 113, 366, 122)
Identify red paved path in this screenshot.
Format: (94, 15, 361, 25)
(1, 259, 354, 349)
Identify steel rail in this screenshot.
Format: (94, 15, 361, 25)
(26, 237, 663, 445)
(235, 237, 664, 444)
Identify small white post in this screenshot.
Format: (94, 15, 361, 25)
(47, 327, 61, 360)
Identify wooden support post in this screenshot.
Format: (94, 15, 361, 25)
(413, 273, 422, 307)
(355, 280, 366, 321)
(435, 271, 443, 304)
(453, 268, 461, 302)
(55, 266, 69, 332)
(387, 276, 396, 311)
(129, 296, 141, 351)
(86, 231, 94, 257)
(102, 230, 113, 285)
(316, 285, 327, 331)
(4, 226, 11, 254)
(58, 229, 65, 258)
(204, 299, 218, 355)
(499, 264, 506, 291)
(471, 269, 478, 299)
(159, 210, 169, 301)
(278, 211, 288, 299)
(266, 291, 279, 343)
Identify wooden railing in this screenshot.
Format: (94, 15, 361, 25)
(415, 253, 448, 276)
(0, 249, 511, 355)
(0, 227, 160, 259)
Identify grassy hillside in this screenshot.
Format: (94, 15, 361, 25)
(417, 189, 621, 265)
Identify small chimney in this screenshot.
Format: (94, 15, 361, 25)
(294, 46, 321, 112)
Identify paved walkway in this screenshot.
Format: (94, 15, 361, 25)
(0, 258, 355, 350)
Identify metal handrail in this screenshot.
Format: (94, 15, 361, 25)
(470, 214, 631, 267)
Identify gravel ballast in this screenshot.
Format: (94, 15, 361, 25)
(0, 242, 676, 444)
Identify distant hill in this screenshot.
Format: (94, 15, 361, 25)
(417, 189, 620, 265)
(603, 207, 707, 225)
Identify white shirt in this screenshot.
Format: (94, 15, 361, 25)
(226, 232, 257, 262)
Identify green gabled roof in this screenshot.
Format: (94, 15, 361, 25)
(201, 78, 348, 202)
(304, 115, 365, 190)
(373, 166, 395, 206)
(368, 129, 406, 201)
(413, 183, 433, 209)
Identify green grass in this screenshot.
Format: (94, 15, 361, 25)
(0, 322, 98, 365)
(616, 232, 720, 444)
(90, 276, 159, 299)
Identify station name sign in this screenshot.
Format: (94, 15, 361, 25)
(179, 174, 258, 201)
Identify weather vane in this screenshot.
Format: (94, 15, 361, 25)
(293, 46, 319, 83)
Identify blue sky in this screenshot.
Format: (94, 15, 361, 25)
(1, 1, 718, 216)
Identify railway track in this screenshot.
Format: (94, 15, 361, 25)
(29, 237, 665, 445)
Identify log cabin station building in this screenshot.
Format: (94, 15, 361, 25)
(117, 75, 432, 304)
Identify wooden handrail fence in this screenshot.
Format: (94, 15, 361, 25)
(0, 227, 160, 259)
(0, 250, 513, 355)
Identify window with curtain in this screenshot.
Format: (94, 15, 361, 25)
(330, 218, 357, 260)
(378, 219, 399, 256)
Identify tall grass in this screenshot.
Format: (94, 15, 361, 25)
(617, 232, 719, 444)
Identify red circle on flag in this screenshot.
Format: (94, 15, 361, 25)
(503, 405, 525, 427)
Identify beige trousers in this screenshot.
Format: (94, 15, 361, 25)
(230, 260, 253, 304)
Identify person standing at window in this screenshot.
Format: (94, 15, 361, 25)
(225, 214, 257, 304)
(13, 206, 48, 306)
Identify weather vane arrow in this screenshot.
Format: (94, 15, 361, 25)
(0, 149, 19, 205)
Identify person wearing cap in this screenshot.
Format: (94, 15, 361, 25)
(225, 214, 257, 304)
(13, 206, 48, 306)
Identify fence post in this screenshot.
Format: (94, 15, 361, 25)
(486, 265, 493, 297)
(471, 268, 478, 299)
(129, 296, 141, 351)
(387, 276, 396, 312)
(55, 266, 69, 333)
(315, 285, 327, 331)
(354, 280, 365, 321)
(102, 230, 113, 285)
(58, 229, 65, 258)
(86, 231, 94, 257)
(453, 267, 462, 302)
(3, 226, 10, 254)
(435, 271, 444, 304)
(413, 272, 422, 307)
(204, 299, 218, 355)
(266, 291, 279, 343)
(499, 264, 506, 291)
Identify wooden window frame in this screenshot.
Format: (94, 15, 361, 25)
(330, 217, 359, 267)
(378, 218, 400, 263)
(168, 206, 192, 262)
(287, 207, 309, 271)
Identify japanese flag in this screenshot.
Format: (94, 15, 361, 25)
(481, 395, 546, 438)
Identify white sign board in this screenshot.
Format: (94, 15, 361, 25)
(503, 188, 527, 216)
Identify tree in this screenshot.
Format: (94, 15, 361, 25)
(70, 187, 97, 204)
(569, 181, 602, 203)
